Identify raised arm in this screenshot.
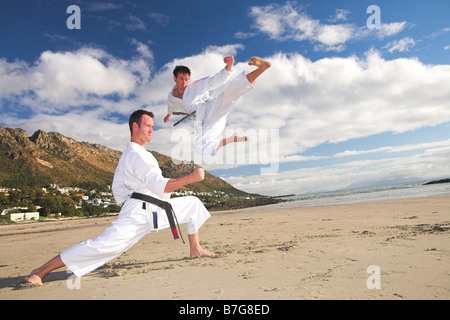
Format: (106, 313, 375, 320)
(224, 55, 234, 72)
(164, 168, 205, 193)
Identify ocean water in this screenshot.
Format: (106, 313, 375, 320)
(275, 180, 450, 209)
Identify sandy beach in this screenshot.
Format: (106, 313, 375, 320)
(0, 195, 448, 300)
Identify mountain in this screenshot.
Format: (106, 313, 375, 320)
(0, 126, 277, 210)
(0, 126, 121, 188)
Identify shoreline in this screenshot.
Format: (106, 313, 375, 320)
(3, 180, 448, 227)
(1, 195, 449, 300)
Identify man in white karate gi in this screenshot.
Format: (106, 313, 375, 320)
(23, 110, 217, 286)
(164, 56, 271, 155)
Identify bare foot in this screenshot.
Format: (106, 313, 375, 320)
(218, 133, 248, 150)
(248, 56, 271, 69)
(190, 247, 219, 258)
(22, 273, 43, 286)
(232, 132, 248, 143)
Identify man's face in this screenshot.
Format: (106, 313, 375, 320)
(134, 114, 154, 145)
(173, 72, 190, 91)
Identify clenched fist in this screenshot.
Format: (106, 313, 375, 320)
(190, 168, 205, 183)
(224, 56, 234, 72)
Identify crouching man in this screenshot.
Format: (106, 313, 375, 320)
(23, 109, 217, 285)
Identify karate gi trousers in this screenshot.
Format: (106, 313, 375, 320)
(60, 196, 210, 278)
(194, 71, 254, 155)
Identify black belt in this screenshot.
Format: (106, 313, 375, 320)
(131, 192, 185, 244)
(173, 111, 195, 126)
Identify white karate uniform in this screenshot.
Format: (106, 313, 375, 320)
(60, 142, 211, 278)
(168, 68, 254, 155)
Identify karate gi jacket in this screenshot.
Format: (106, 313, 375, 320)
(112, 142, 170, 204)
(167, 67, 233, 115)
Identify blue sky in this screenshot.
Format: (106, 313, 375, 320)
(1, 0, 449, 196)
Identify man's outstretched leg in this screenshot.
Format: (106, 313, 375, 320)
(22, 230, 218, 285)
(22, 254, 65, 286)
(217, 132, 248, 150)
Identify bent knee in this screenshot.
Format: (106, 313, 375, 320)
(186, 196, 203, 204)
(194, 139, 219, 155)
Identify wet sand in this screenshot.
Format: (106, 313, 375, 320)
(0, 195, 449, 300)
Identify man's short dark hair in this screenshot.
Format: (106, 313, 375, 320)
(173, 65, 191, 77)
(129, 110, 154, 133)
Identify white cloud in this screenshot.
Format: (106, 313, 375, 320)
(378, 22, 407, 37)
(1, 45, 450, 194)
(223, 145, 450, 196)
(384, 37, 416, 53)
(85, 3, 122, 12)
(287, 139, 450, 162)
(7, 45, 450, 156)
(0, 47, 152, 111)
(328, 9, 350, 22)
(223, 50, 450, 156)
(0, 44, 246, 152)
(316, 24, 354, 46)
(429, 27, 450, 39)
(249, 3, 353, 51)
(131, 38, 154, 61)
(148, 12, 170, 27)
(234, 31, 257, 39)
(126, 14, 146, 31)
(248, 3, 407, 51)
(0, 50, 130, 109)
(249, 4, 288, 38)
